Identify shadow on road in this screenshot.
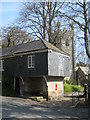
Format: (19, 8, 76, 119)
(2, 95, 89, 119)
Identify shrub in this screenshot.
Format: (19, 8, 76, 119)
(72, 85, 78, 92)
(66, 80, 70, 84)
(70, 79, 77, 85)
(64, 79, 70, 84)
(64, 84, 72, 93)
(2, 76, 15, 96)
(64, 83, 84, 93)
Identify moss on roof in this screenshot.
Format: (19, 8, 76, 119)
(2, 39, 69, 57)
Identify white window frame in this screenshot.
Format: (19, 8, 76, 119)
(28, 55, 35, 68)
(0, 59, 3, 71)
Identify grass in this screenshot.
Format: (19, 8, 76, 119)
(64, 83, 84, 93)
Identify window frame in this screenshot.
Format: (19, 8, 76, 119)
(28, 55, 35, 68)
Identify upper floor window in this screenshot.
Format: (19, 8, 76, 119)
(0, 60, 3, 71)
(28, 55, 35, 68)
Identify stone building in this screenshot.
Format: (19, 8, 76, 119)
(51, 22, 76, 81)
(76, 66, 89, 86)
(1, 40, 70, 100)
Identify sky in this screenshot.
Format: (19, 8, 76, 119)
(1, 0, 90, 27)
(1, 2, 21, 27)
(1, 1, 89, 63)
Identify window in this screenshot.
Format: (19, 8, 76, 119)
(28, 55, 35, 68)
(0, 60, 3, 71)
(65, 39, 69, 46)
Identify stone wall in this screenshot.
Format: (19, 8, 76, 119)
(23, 76, 64, 100)
(51, 29, 76, 80)
(23, 77, 44, 96)
(47, 77, 64, 100)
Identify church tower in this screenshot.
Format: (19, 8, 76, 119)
(51, 21, 76, 81)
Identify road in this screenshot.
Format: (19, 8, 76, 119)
(1, 96, 89, 119)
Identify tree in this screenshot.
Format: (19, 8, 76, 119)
(17, 2, 65, 42)
(60, 0, 90, 105)
(76, 61, 87, 66)
(1, 26, 31, 47)
(60, 0, 90, 58)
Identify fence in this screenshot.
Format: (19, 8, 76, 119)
(71, 91, 87, 106)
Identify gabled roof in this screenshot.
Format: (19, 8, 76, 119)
(76, 66, 89, 75)
(2, 39, 69, 57)
(42, 40, 69, 55)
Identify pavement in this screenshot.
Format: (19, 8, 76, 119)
(0, 95, 89, 119)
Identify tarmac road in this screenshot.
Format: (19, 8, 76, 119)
(1, 96, 89, 119)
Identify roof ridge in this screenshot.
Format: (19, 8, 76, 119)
(2, 40, 40, 49)
(2, 40, 47, 57)
(2, 39, 69, 57)
(42, 40, 69, 56)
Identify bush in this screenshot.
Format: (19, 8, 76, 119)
(2, 76, 15, 96)
(64, 83, 84, 93)
(66, 80, 70, 84)
(72, 85, 79, 92)
(70, 79, 77, 85)
(64, 84, 72, 93)
(63, 79, 70, 84)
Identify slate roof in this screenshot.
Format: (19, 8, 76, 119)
(76, 66, 89, 75)
(1, 39, 69, 57)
